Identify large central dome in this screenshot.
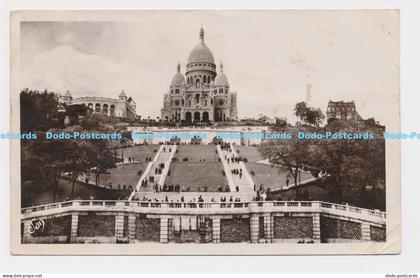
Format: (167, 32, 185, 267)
(187, 27, 215, 65)
(187, 43, 215, 64)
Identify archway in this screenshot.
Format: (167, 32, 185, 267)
(202, 111, 209, 122)
(194, 111, 201, 122)
(95, 103, 101, 113)
(103, 104, 108, 115)
(185, 112, 192, 122)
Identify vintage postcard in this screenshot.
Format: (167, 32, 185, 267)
(10, 10, 400, 255)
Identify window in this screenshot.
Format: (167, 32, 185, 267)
(103, 104, 108, 115)
(95, 103, 101, 113)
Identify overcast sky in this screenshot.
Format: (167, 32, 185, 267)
(19, 10, 399, 125)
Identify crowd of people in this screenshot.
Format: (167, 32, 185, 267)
(231, 168, 243, 179)
(132, 194, 243, 204)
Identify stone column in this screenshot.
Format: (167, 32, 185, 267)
(160, 217, 169, 244)
(212, 217, 221, 244)
(312, 213, 321, 243)
(250, 214, 259, 244)
(361, 222, 371, 241)
(128, 213, 136, 242)
(264, 213, 273, 243)
(70, 212, 79, 243)
(115, 212, 124, 239)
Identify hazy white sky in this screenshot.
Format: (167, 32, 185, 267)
(19, 10, 399, 125)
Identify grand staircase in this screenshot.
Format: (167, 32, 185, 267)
(129, 145, 177, 199)
(217, 144, 255, 197)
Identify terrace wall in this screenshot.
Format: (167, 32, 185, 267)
(135, 215, 160, 242)
(220, 218, 250, 243)
(21, 201, 386, 244)
(320, 216, 362, 242)
(273, 216, 313, 240)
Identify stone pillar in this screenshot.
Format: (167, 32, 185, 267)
(128, 213, 136, 242)
(250, 214, 259, 244)
(312, 213, 321, 243)
(361, 222, 371, 241)
(212, 217, 221, 243)
(264, 213, 273, 243)
(115, 212, 124, 239)
(160, 217, 169, 244)
(70, 212, 79, 243)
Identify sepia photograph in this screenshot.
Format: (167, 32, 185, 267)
(9, 10, 400, 255)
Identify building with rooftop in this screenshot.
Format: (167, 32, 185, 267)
(60, 90, 137, 119)
(326, 100, 361, 124)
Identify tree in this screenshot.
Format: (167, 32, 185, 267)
(259, 127, 317, 200)
(20, 89, 59, 132)
(91, 139, 117, 187)
(312, 124, 385, 206)
(28, 135, 73, 201)
(305, 108, 325, 127)
(63, 140, 96, 197)
(294, 102, 308, 125)
(294, 101, 325, 127)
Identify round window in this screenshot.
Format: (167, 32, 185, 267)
(219, 100, 224, 106)
(174, 101, 180, 106)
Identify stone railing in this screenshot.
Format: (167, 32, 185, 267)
(21, 200, 386, 225)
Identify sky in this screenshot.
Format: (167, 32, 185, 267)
(19, 10, 399, 126)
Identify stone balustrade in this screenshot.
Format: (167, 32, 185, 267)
(21, 200, 386, 224)
(21, 200, 386, 244)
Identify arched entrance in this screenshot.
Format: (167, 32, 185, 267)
(95, 103, 101, 113)
(103, 104, 108, 115)
(185, 112, 192, 122)
(202, 111, 209, 122)
(194, 112, 201, 122)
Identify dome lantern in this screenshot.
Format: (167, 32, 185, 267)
(199, 25, 204, 42)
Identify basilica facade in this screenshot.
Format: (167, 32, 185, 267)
(161, 27, 238, 123)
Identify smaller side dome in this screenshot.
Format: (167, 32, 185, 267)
(171, 62, 185, 87)
(214, 62, 229, 87)
(64, 90, 72, 97)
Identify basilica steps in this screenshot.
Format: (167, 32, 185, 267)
(129, 145, 177, 199)
(217, 144, 255, 199)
